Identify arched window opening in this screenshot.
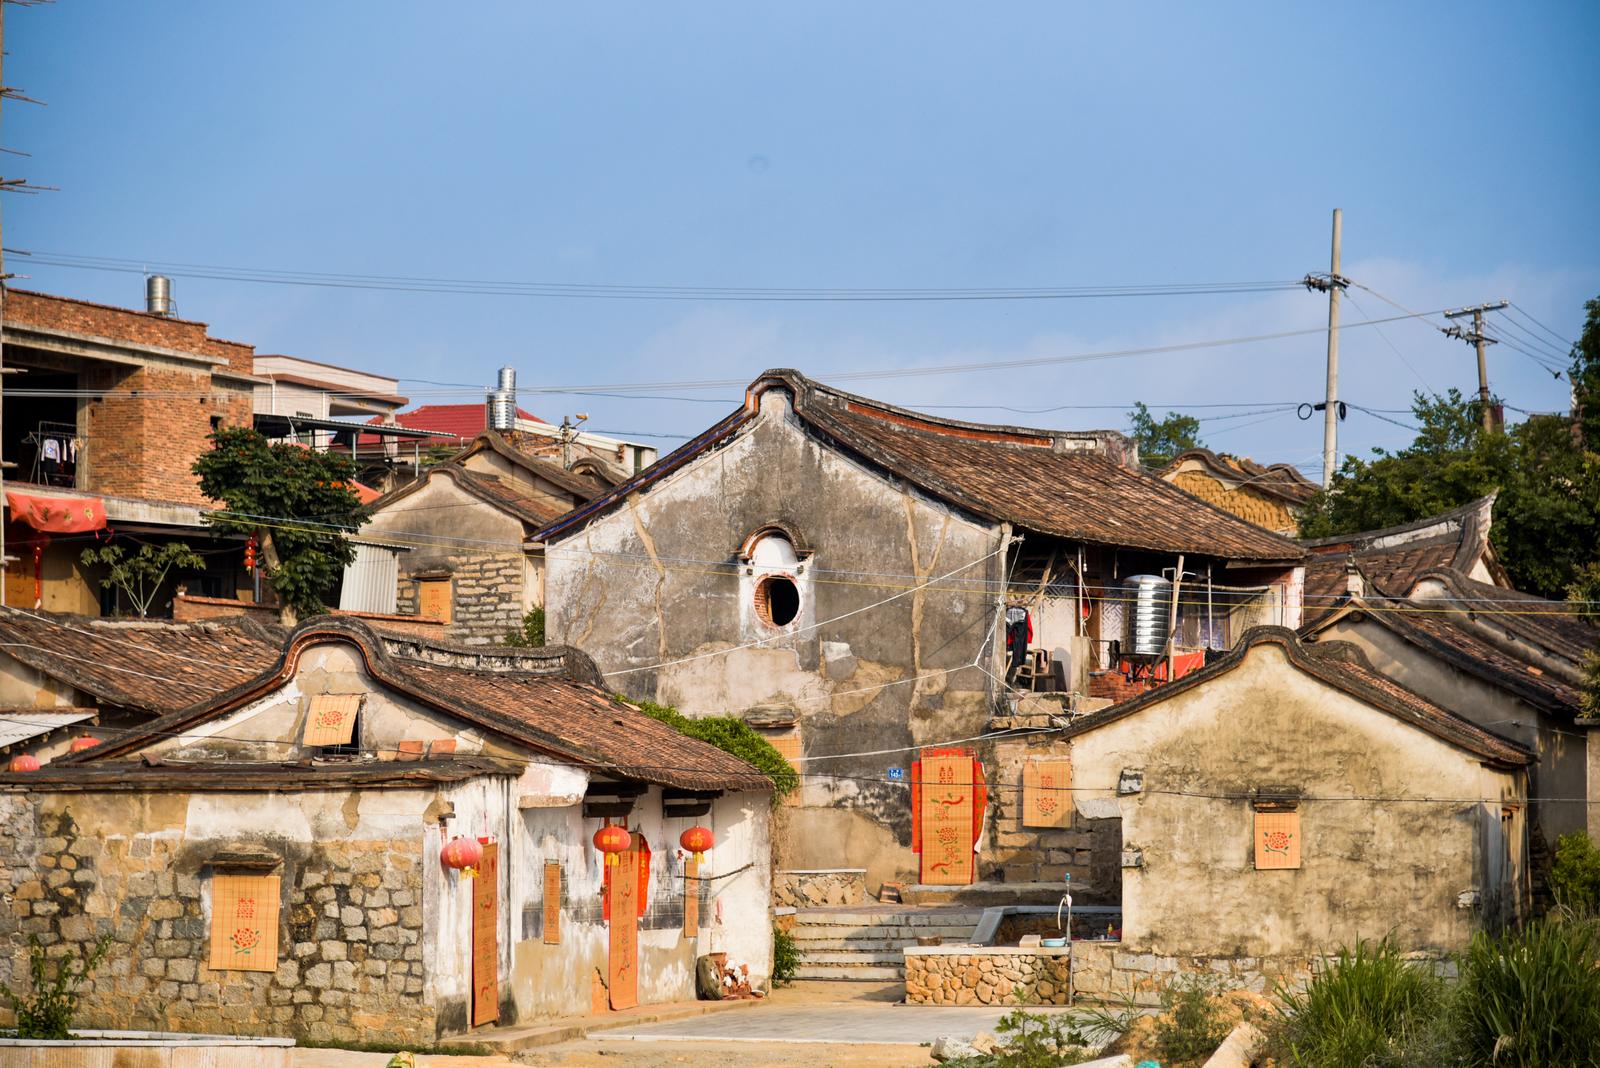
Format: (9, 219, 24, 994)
(754, 574, 800, 627)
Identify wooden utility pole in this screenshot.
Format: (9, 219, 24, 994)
(1444, 301, 1510, 432)
(1302, 211, 1349, 488)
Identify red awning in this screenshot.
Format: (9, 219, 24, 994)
(4, 491, 107, 533)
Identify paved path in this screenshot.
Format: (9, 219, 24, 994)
(597, 1001, 1079, 1045)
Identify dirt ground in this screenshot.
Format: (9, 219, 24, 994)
(515, 1038, 934, 1068)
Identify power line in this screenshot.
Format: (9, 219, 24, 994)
(1507, 303, 1576, 351)
(10, 249, 1305, 303)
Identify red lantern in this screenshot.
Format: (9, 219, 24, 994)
(69, 736, 101, 754)
(594, 824, 631, 867)
(8, 754, 41, 773)
(243, 534, 257, 573)
(441, 835, 483, 877)
(679, 826, 714, 859)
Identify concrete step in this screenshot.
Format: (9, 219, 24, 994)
(795, 950, 906, 966)
(793, 910, 985, 926)
(790, 937, 973, 953)
(790, 926, 976, 942)
(793, 963, 905, 981)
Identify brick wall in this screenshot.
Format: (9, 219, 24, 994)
(6, 290, 255, 375)
(987, 738, 1122, 903)
(0, 793, 434, 1046)
(396, 550, 526, 646)
(1087, 670, 1158, 704)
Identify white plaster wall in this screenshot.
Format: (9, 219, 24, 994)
(1067, 644, 1523, 957)
(432, 766, 772, 1023)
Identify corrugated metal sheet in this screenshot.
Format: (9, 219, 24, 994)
(339, 543, 400, 614)
(0, 709, 94, 749)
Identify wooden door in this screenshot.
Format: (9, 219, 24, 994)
(471, 843, 500, 1026)
(607, 837, 641, 1010)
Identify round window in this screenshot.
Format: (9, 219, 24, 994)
(754, 574, 800, 627)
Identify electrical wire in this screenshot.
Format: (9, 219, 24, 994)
(1508, 303, 1577, 351)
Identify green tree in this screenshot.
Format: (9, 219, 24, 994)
(502, 606, 546, 647)
(1572, 296, 1600, 449)
(79, 541, 205, 617)
(1298, 388, 1600, 600)
(192, 426, 368, 624)
(1128, 401, 1204, 468)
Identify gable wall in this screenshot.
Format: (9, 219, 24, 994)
(1067, 644, 1523, 957)
(544, 388, 1005, 887)
(367, 476, 534, 645)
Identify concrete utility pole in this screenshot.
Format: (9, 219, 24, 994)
(1303, 210, 1349, 489)
(1444, 301, 1510, 432)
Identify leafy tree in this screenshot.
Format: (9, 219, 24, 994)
(192, 426, 368, 624)
(1549, 832, 1600, 912)
(625, 697, 799, 799)
(1128, 402, 1203, 468)
(1298, 388, 1600, 600)
(1572, 296, 1600, 449)
(79, 541, 204, 617)
(502, 606, 546, 648)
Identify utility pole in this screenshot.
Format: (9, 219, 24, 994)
(1302, 210, 1348, 488)
(1443, 301, 1510, 432)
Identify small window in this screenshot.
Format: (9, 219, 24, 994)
(418, 577, 453, 622)
(303, 693, 362, 753)
(754, 574, 800, 627)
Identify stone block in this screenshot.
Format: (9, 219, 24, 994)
(320, 940, 348, 961)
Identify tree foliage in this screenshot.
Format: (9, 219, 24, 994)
(1297, 388, 1600, 600)
(1128, 402, 1203, 468)
(1573, 296, 1600, 450)
(192, 426, 367, 621)
(80, 540, 205, 617)
(626, 697, 799, 799)
(0, 934, 111, 1040)
(502, 606, 546, 648)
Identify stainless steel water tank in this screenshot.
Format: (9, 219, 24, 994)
(1122, 575, 1173, 660)
(486, 367, 518, 431)
(145, 275, 174, 317)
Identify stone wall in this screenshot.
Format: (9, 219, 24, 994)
(396, 550, 527, 646)
(904, 947, 1071, 1006)
(0, 792, 434, 1046)
(986, 737, 1121, 901)
(772, 869, 866, 908)
(1068, 942, 1316, 1006)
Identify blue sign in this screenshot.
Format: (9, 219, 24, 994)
(887, 767, 905, 782)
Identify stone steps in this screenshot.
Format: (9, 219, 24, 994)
(789, 908, 981, 982)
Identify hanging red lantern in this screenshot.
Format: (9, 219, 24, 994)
(679, 826, 714, 859)
(594, 824, 631, 867)
(243, 534, 257, 573)
(440, 835, 483, 878)
(8, 754, 41, 773)
(68, 736, 101, 754)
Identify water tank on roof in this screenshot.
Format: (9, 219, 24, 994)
(486, 366, 517, 431)
(1122, 575, 1173, 661)
(145, 275, 174, 317)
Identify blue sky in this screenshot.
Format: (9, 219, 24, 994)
(8, 2, 1597, 476)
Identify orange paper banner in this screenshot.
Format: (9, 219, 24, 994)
(472, 843, 500, 1026)
(208, 874, 280, 972)
(683, 853, 700, 939)
(608, 834, 641, 1010)
(302, 694, 360, 747)
(542, 861, 561, 946)
(919, 751, 976, 885)
(1023, 757, 1073, 829)
(1254, 812, 1302, 870)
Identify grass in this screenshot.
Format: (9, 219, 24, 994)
(1268, 916, 1600, 1068)
(1270, 938, 1446, 1068)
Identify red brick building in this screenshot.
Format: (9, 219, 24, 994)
(2, 290, 261, 613)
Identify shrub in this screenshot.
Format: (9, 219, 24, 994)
(1271, 938, 1446, 1068)
(945, 1005, 1094, 1067)
(1549, 831, 1600, 912)
(628, 698, 800, 799)
(0, 934, 111, 1040)
(1151, 975, 1233, 1067)
(1452, 914, 1600, 1067)
(502, 606, 546, 648)
(771, 924, 800, 986)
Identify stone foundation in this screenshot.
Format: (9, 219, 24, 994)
(903, 946, 1071, 1006)
(773, 869, 866, 908)
(0, 794, 433, 1047)
(1068, 942, 1315, 1006)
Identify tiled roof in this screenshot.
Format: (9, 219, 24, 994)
(76, 619, 769, 793)
(1299, 495, 1501, 625)
(1061, 627, 1532, 767)
(1407, 568, 1597, 665)
(367, 462, 571, 527)
(0, 609, 284, 714)
(538, 370, 1305, 562)
(363, 404, 545, 446)
(1320, 596, 1584, 717)
(3, 756, 524, 791)
(1158, 448, 1321, 506)
(452, 433, 609, 501)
